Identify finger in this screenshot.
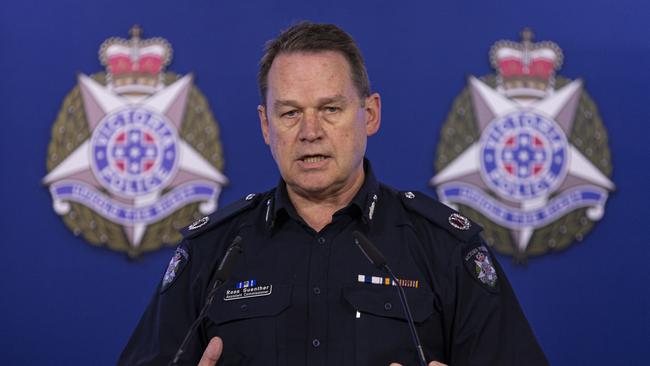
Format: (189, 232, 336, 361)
(197, 336, 223, 366)
(388, 363, 402, 366)
(429, 362, 448, 366)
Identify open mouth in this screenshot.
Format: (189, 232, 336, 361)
(299, 155, 329, 163)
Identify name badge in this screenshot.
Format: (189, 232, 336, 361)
(224, 284, 273, 301)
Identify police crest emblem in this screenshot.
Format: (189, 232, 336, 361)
(161, 245, 189, 293)
(43, 26, 228, 257)
(432, 29, 614, 261)
(464, 246, 498, 290)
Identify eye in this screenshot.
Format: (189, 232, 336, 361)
(324, 106, 340, 113)
(282, 110, 299, 118)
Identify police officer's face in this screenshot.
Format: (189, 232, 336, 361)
(259, 51, 381, 198)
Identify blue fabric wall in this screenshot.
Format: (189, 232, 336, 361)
(1, 0, 648, 364)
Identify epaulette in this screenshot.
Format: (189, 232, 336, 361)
(180, 192, 264, 239)
(399, 190, 482, 242)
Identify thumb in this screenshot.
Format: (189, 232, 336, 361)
(197, 336, 223, 366)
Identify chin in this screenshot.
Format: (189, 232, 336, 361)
(290, 177, 334, 195)
(296, 182, 331, 194)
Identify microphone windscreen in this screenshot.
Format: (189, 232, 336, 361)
(352, 230, 387, 269)
(215, 236, 243, 282)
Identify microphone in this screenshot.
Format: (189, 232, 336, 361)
(170, 235, 243, 365)
(212, 235, 243, 285)
(352, 231, 428, 366)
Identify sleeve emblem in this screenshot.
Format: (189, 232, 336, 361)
(464, 245, 499, 291)
(160, 246, 189, 293)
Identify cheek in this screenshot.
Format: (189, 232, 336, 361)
(333, 126, 366, 162)
(268, 131, 292, 160)
(350, 123, 368, 148)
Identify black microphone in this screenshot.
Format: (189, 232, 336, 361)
(213, 235, 243, 284)
(352, 231, 428, 366)
(170, 235, 243, 365)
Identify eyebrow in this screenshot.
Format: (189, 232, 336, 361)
(273, 95, 348, 110)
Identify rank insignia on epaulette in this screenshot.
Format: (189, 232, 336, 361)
(160, 246, 189, 293)
(464, 246, 499, 292)
(188, 216, 209, 230)
(449, 213, 471, 231)
(181, 192, 264, 239)
(399, 190, 482, 241)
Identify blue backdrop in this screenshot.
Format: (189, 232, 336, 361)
(1, 0, 648, 364)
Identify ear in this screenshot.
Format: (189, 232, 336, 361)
(364, 93, 381, 136)
(258, 105, 271, 145)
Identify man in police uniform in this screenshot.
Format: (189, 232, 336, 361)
(119, 22, 548, 366)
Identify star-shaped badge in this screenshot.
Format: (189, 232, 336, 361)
(44, 74, 228, 250)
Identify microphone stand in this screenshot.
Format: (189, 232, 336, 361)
(352, 231, 428, 366)
(169, 236, 243, 365)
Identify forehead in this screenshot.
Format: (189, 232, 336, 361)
(266, 51, 356, 103)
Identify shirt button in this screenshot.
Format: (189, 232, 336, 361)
(313, 287, 321, 295)
(384, 302, 392, 311)
(317, 237, 326, 245)
(240, 304, 248, 312)
(312, 338, 321, 348)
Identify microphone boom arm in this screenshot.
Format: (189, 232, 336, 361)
(352, 231, 428, 366)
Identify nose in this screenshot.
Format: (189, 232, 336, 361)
(298, 110, 324, 142)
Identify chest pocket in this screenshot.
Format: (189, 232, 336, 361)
(343, 284, 443, 365)
(206, 284, 292, 366)
(343, 285, 433, 322)
(208, 284, 291, 323)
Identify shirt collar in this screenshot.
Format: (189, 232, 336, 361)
(266, 158, 380, 230)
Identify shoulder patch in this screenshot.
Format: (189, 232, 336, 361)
(399, 190, 482, 242)
(180, 192, 263, 239)
(463, 244, 500, 293)
(160, 244, 190, 293)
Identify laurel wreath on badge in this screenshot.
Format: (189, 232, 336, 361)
(435, 75, 613, 260)
(46, 72, 225, 257)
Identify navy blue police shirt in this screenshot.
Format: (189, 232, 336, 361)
(119, 160, 548, 366)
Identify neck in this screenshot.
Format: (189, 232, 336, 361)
(286, 168, 365, 232)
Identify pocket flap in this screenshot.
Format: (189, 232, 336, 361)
(342, 285, 433, 323)
(208, 284, 292, 325)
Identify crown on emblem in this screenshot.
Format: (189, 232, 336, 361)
(490, 28, 563, 98)
(99, 25, 173, 95)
